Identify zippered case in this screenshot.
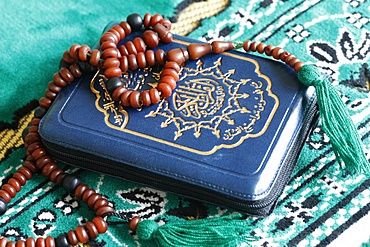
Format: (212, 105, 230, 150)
(39, 33, 318, 216)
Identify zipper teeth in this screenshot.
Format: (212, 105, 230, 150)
(44, 141, 266, 212)
(42, 98, 318, 215)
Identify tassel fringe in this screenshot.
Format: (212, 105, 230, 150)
(136, 213, 259, 247)
(298, 64, 369, 174)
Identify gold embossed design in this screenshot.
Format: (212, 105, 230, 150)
(91, 52, 279, 155)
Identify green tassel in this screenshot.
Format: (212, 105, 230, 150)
(298, 64, 369, 174)
(136, 213, 259, 247)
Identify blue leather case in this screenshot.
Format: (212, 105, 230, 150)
(39, 32, 318, 216)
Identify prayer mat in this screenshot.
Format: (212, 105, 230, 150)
(1, 0, 369, 246)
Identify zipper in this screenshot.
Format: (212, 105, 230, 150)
(42, 97, 318, 216)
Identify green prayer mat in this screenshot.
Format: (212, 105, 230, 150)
(1, 0, 369, 246)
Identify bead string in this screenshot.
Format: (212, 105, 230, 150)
(0, 13, 304, 246)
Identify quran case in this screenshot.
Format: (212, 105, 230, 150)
(39, 31, 318, 216)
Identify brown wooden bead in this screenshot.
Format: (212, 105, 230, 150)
(60, 67, 74, 83)
(41, 162, 57, 177)
(27, 142, 42, 154)
(53, 73, 67, 87)
(140, 90, 151, 107)
(155, 49, 166, 65)
(25, 132, 41, 145)
(279, 51, 290, 62)
(121, 91, 133, 107)
(35, 238, 45, 247)
(167, 48, 188, 65)
(125, 41, 137, 55)
(137, 52, 147, 69)
(143, 13, 152, 28)
(128, 54, 138, 70)
(159, 19, 172, 30)
(18, 167, 32, 180)
(250, 42, 258, 52)
(119, 21, 132, 36)
(161, 68, 179, 81)
(75, 184, 88, 200)
(69, 44, 81, 60)
(112, 87, 127, 101)
(93, 216, 108, 233)
(16, 240, 26, 247)
(129, 90, 141, 108)
(100, 32, 118, 45)
(82, 188, 95, 203)
(39, 97, 52, 109)
(142, 30, 159, 48)
(101, 48, 119, 59)
(133, 37, 146, 53)
(257, 42, 266, 54)
(31, 148, 47, 161)
(35, 156, 52, 170)
(8, 178, 21, 192)
(119, 45, 129, 57)
(89, 49, 101, 67)
(93, 198, 109, 211)
(62, 51, 76, 64)
(243, 40, 252, 52)
(294, 62, 304, 73)
(55, 173, 67, 186)
(0, 190, 11, 203)
(164, 61, 181, 72)
(104, 67, 122, 78)
(2, 184, 16, 198)
(145, 50, 156, 67)
(44, 237, 55, 247)
(272, 47, 284, 59)
(103, 58, 120, 68)
(67, 230, 79, 245)
(101, 41, 116, 51)
(188, 43, 212, 60)
(288, 57, 300, 68)
(149, 88, 161, 104)
(23, 160, 37, 173)
(25, 238, 35, 247)
(211, 41, 234, 54)
(27, 125, 39, 133)
(0, 238, 8, 247)
(13, 173, 26, 186)
(75, 226, 89, 243)
(69, 64, 82, 78)
(48, 82, 62, 93)
(153, 24, 172, 43)
(283, 54, 295, 64)
(264, 44, 275, 56)
(29, 118, 41, 127)
(5, 241, 15, 247)
(78, 45, 91, 61)
(150, 14, 163, 27)
(129, 216, 141, 232)
(120, 56, 129, 72)
(160, 76, 177, 90)
(49, 168, 64, 183)
(87, 193, 102, 208)
(111, 25, 126, 40)
(157, 83, 172, 98)
(96, 205, 114, 216)
(107, 29, 121, 43)
(85, 221, 99, 239)
(45, 89, 57, 100)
